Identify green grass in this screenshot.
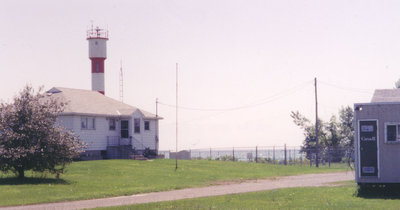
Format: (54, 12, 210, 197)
(98, 182, 400, 210)
(0, 159, 349, 206)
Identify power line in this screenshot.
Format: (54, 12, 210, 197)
(318, 80, 372, 94)
(161, 111, 227, 127)
(319, 103, 342, 113)
(158, 80, 313, 112)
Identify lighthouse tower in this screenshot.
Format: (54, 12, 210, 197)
(87, 26, 108, 95)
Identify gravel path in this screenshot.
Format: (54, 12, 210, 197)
(1, 171, 354, 210)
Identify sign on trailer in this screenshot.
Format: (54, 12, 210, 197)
(358, 120, 378, 177)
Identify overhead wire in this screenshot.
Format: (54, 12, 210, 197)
(318, 80, 373, 94)
(159, 79, 371, 125)
(317, 79, 373, 116)
(158, 79, 313, 112)
(161, 111, 226, 126)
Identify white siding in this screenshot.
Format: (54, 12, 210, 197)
(57, 113, 159, 151)
(58, 115, 119, 151)
(56, 116, 74, 130)
(142, 120, 157, 149)
(131, 111, 157, 150)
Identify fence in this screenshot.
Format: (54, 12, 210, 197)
(159, 145, 354, 167)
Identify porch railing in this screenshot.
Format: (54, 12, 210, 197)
(107, 136, 132, 146)
(131, 137, 146, 150)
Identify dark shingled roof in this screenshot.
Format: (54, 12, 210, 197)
(371, 89, 400, 103)
(46, 87, 161, 119)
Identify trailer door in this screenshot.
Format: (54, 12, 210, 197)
(359, 120, 378, 177)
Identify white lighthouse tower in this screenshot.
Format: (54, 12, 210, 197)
(87, 26, 108, 95)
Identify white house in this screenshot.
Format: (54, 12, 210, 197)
(46, 87, 162, 160)
(41, 27, 162, 160)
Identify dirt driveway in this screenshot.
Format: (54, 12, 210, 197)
(1, 171, 354, 210)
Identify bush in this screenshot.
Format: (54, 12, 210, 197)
(0, 85, 86, 179)
(143, 147, 157, 158)
(215, 155, 235, 161)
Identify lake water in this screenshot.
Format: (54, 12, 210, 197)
(159, 147, 303, 162)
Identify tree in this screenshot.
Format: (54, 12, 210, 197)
(338, 106, 354, 148)
(338, 106, 354, 166)
(291, 106, 354, 164)
(395, 78, 400, 89)
(324, 116, 344, 162)
(290, 111, 326, 161)
(0, 86, 85, 179)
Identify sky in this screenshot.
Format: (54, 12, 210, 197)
(1, 0, 400, 150)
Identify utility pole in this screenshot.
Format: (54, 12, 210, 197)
(255, 146, 258, 163)
(284, 144, 287, 165)
(156, 98, 158, 117)
(314, 77, 319, 168)
(175, 63, 178, 171)
(119, 60, 124, 102)
(155, 98, 159, 154)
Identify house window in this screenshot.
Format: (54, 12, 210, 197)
(144, 121, 150, 131)
(386, 123, 400, 142)
(134, 118, 140, 133)
(109, 119, 116, 130)
(81, 117, 95, 130)
(121, 120, 129, 138)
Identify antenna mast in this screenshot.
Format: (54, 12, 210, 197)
(119, 60, 124, 102)
(175, 63, 178, 171)
(314, 77, 319, 168)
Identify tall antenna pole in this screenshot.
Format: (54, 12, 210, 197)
(175, 63, 178, 170)
(314, 77, 319, 168)
(155, 98, 159, 154)
(156, 98, 158, 117)
(119, 60, 124, 102)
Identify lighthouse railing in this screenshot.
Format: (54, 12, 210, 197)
(87, 27, 109, 39)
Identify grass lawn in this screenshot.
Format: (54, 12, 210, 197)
(0, 159, 350, 206)
(98, 182, 400, 210)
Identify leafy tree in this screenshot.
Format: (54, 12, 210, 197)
(290, 111, 326, 161)
(338, 106, 354, 166)
(324, 116, 344, 162)
(291, 106, 354, 163)
(338, 106, 354, 148)
(395, 78, 400, 89)
(0, 86, 85, 179)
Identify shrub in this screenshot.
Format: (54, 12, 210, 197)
(0, 85, 86, 179)
(143, 147, 156, 158)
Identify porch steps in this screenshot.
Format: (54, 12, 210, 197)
(132, 154, 148, 160)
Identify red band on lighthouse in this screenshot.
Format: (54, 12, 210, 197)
(91, 58, 105, 73)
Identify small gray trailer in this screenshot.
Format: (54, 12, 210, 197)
(355, 89, 400, 186)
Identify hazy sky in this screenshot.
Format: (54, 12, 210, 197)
(1, 1, 399, 150)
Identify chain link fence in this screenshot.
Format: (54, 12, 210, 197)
(159, 145, 354, 167)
